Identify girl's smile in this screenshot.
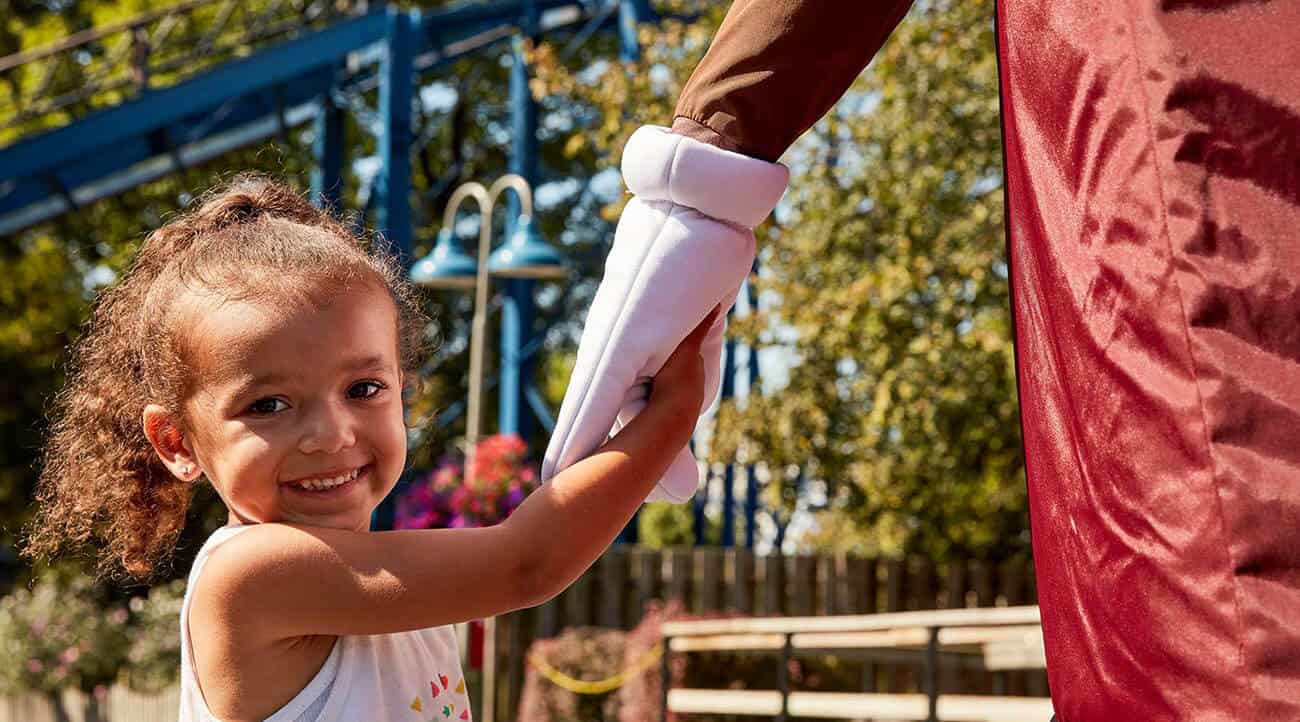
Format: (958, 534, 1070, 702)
(280, 464, 370, 504)
(282, 464, 366, 491)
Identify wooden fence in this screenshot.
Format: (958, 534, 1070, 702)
(0, 685, 179, 722)
(489, 547, 1042, 721)
(0, 547, 1040, 722)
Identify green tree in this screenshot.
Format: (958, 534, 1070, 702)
(714, 0, 1024, 561)
(538, 0, 1026, 561)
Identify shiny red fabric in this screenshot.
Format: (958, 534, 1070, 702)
(997, 0, 1300, 719)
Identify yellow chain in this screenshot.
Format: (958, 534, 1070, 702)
(527, 642, 664, 695)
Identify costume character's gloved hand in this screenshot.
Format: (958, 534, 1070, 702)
(541, 125, 788, 502)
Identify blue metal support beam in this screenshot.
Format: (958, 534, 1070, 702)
(523, 382, 556, 434)
(0, 0, 600, 235)
(500, 278, 535, 438)
(375, 8, 414, 262)
(618, 0, 655, 62)
(720, 331, 738, 547)
(311, 83, 346, 210)
(0, 11, 387, 185)
(500, 2, 540, 439)
(744, 260, 762, 550)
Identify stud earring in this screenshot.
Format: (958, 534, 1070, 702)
(180, 465, 193, 477)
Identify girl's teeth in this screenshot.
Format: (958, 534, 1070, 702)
(295, 468, 359, 490)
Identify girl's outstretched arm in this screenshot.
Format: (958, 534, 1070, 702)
(191, 308, 716, 641)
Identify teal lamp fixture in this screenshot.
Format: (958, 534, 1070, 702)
(409, 175, 566, 289)
(407, 175, 564, 722)
(409, 228, 477, 289)
(488, 214, 566, 280)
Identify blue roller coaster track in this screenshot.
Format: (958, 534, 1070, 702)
(0, 0, 779, 549)
(0, 0, 655, 249)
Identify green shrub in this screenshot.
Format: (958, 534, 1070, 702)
(123, 579, 185, 693)
(0, 573, 129, 696)
(0, 572, 187, 697)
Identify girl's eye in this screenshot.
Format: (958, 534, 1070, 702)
(248, 397, 288, 415)
(348, 381, 385, 399)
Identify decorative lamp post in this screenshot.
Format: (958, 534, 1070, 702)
(410, 173, 564, 722)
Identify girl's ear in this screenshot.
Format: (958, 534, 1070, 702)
(142, 405, 201, 482)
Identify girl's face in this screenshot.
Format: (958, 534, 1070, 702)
(171, 283, 407, 532)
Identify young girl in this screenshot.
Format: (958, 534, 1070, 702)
(25, 175, 717, 722)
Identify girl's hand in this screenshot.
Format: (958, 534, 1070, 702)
(649, 304, 723, 420)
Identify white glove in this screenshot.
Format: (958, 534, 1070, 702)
(542, 125, 788, 502)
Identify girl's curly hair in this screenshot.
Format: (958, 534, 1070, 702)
(23, 174, 428, 581)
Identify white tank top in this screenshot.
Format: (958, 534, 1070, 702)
(178, 525, 472, 722)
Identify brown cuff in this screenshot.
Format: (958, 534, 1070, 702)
(669, 116, 746, 155)
(674, 0, 915, 162)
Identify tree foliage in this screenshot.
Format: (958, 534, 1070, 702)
(718, 0, 1025, 560)
(538, 0, 1026, 560)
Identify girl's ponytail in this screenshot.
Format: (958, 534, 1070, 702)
(26, 229, 193, 581)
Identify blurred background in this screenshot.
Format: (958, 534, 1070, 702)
(0, 0, 1040, 719)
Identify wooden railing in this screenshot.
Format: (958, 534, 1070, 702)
(489, 547, 1042, 720)
(660, 606, 1051, 722)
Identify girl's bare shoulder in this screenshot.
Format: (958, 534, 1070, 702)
(189, 521, 537, 640)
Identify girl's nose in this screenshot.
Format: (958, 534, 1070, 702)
(298, 402, 358, 455)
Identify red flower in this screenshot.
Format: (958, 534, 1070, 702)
(394, 434, 541, 529)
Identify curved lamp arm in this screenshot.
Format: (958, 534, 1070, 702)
(488, 173, 534, 220)
(441, 181, 491, 233)
(439, 182, 493, 460)
(438, 175, 537, 475)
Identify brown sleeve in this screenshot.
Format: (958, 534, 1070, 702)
(673, 0, 915, 162)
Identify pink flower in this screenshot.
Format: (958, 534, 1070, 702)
(450, 487, 473, 513)
(433, 466, 459, 490)
(396, 509, 436, 530)
(26, 659, 43, 674)
(396, 435, 543, 530)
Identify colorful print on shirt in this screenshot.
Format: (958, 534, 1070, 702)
(410, 671, 470, 720)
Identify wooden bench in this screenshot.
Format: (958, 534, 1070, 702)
(659, 605, 1052, 722)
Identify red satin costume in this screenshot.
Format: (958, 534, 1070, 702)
(671, 1, 1300, 719)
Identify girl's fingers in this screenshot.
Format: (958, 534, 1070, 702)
(659, 304, 722, 380)
(687, 304, 723, 347)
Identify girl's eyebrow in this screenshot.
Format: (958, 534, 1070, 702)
(223, 372, 293, 405)
(341, 354, 391, 373)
